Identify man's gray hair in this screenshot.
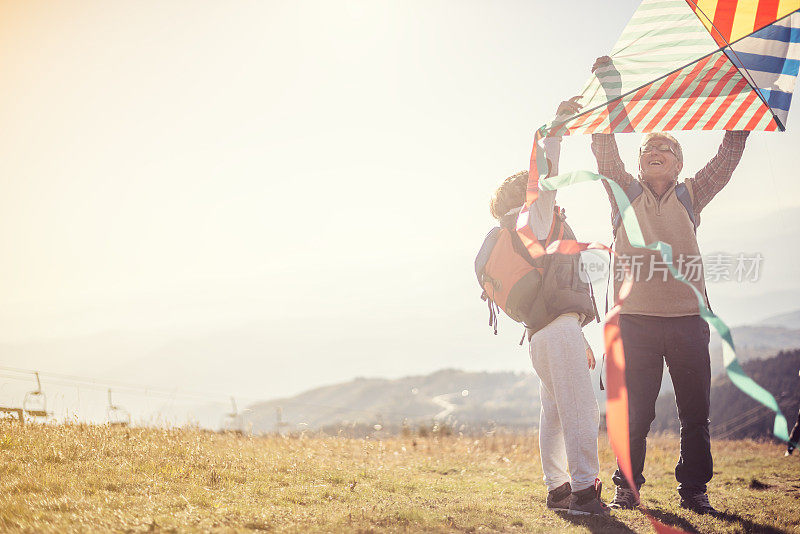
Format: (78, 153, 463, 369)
(641, 132, 683, 165)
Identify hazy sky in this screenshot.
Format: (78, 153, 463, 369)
(1, 0, 799, 410)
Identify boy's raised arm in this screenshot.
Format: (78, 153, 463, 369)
(529, 97, 583, 239)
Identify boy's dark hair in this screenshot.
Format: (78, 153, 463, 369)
(490, 170, 527, 220)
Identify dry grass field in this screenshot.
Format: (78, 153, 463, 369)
(1, 423, 799, 533)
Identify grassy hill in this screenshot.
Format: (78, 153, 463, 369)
(1, 424, 798, 533)
(246, 369, 542, 434)
(652, 349, 800, 438)
(758, 309, 800, 329)
(244, 344, 800, 436)
(709, 325, 800, 375)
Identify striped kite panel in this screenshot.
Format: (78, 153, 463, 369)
(576, 0, 718, 117)
(564, 50, 778, 134)
(727, 10, 800, 128)
(687, 0, 800, 46)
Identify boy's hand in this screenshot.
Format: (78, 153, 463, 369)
(586, 347, 596, 370)
(592, 56, 612, 73)
(557, 96, 583, 117)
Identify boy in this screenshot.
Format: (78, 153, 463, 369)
(489, 98, 608, 515)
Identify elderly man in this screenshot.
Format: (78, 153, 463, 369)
(578, 57, 750, 515)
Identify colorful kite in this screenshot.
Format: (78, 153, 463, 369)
(553, 0, 800, 135)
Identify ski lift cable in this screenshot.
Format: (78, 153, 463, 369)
(714, 408, 769, 439)
(718, 404, 771, 429)
(717, 413, 765, 439)
(716, 411, 772, 441)
(0, 366, 469, 422)
(0, 372, 247, 406)
(0, 372, 418, 421)
(0, 364, 260, 401)
(0, 364, 495, 409)
(719, 410, 771, 437)
(709, 404, 767, 433)
(0, 365, 262, 404)
(717, 419, 759, 441)
(0, 371, 200, 401)
(0, 371, 425, 423)
(0, 366, 423, 419)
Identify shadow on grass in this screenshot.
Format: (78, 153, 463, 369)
(646, 507, 787, 534)
(557, 511, 637, 534)
(645, 508, 699, 533)
(714, 511, 786, 534)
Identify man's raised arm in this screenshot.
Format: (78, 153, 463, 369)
(687, 131, 749, 217)
(585, 56, 636, 226)
(591, 133, 634, 226)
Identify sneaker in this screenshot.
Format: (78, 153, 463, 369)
(608, 485, 639, 510)
(787, 445, 795, 456)
(546, 482, 572, 511)
(679, 492, 718, 515)
(568, 479, 611, 516)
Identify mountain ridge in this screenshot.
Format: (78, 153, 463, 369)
(245, 309, 800, 434)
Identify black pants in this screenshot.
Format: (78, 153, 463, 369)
(611, 314, 712, 497)
(790, 407, 800, 448)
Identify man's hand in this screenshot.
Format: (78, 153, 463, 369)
(586, 346, 596, 370)
(592, 56, 612, 73)
(591, 55, 629, 130)
(557, 96, 583, 118)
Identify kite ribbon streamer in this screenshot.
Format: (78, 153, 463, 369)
(518, 125, 790, 530)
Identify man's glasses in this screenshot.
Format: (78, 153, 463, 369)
(640, 142, 678, 158)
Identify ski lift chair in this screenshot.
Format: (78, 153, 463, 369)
(107, 389, 131, 427)
(221, 397, 241, 433)
(23, 372, 48, 419)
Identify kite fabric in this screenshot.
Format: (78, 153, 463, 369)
(549, 0, 800, 135)
(727, 11, 800, 128)
(688, 0, 800, 47)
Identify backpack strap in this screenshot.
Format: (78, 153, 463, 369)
(507, 205, 565, 250)
(544, 206, 566, 248)
(588, 276, 600, 324)
(674, 182, 697, 233)
(499, 207, 522, 229)
(672, 183, 710, 308)
(475, 227, 503, 286)
(612, 181, 644, 237)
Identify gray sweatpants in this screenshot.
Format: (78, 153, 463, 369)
(529, 313, 600, 492)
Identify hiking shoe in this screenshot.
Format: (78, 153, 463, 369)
(568, 479, 611, 516)
(546, 482, 572, 511)
(679, 492, 718, 515)
(608, 485, 640, 510)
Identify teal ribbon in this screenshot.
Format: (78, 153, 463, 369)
(537, 167, 790, 442)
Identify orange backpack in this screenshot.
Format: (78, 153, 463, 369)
(475, 206, 596, 337)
